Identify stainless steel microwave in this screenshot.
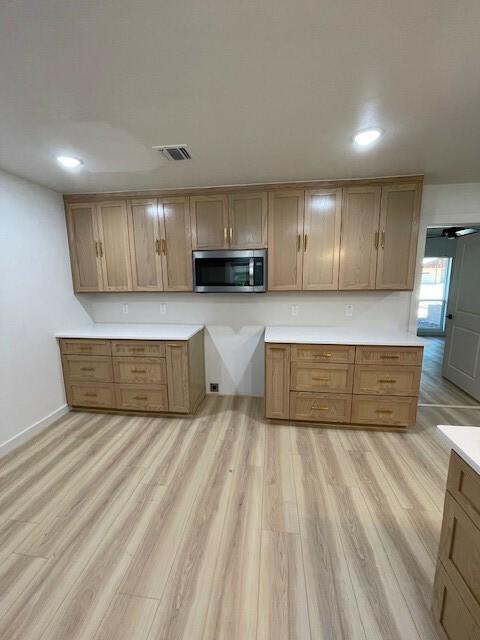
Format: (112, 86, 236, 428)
(193, 249, 267, 293)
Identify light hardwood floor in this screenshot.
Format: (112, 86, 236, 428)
(1, 343, 479, 640)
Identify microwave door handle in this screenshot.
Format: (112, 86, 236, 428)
(249, 258, 254, 286)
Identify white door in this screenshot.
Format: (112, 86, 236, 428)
(443, 233, 480, 400)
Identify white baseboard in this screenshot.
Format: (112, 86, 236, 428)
(0, 404, 69, 458)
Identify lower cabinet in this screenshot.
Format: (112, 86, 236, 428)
(432, 452, 480, 639)
(265, 342, 423, 428)
(60, 332, 205, 415)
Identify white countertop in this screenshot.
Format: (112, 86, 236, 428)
(438, 425, 480, 475)
(55, 323, 204, 341)
(264, 326, 425, 347)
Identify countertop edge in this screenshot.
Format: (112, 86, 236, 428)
(437, 425, 480, 475)
(55, 324, 205, 341)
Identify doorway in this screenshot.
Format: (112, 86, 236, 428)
(417, 225, 480, 405)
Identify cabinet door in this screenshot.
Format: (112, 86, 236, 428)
(190, 195, 229, 249)
(228, 191, 267, 248)
(339, 186, 381, 290)
(375, 183, 421, 290)
(302, 188, 341, 290)
(159, 197, 193, 291)
(265, 344, 291, 419)
(267, 190, 304, 290)
(127, 199, 163, 291)
(66, 203, 103, 292)
(96, 201, 133, 291)
(166, 342, 190, 412)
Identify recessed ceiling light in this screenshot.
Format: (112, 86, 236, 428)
(56, 155, 83, 168)
(353, 128, 382, 146)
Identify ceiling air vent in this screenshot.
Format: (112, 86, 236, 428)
(153, 145, 192, 161)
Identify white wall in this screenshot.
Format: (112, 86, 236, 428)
(0, 169, 91, 453)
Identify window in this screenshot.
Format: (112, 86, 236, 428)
(417, 257, 452, 334)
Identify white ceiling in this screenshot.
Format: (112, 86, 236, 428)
(1, 0, 480, 194)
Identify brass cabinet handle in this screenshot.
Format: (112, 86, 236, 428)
(380, 231, 385, 249)
(95, 241, 99, 257)
(84, 392, 97, 398)
(79, 346, 92, 351)
(304, 234, 308, 251)
(224, 227, 227, 245)
(313, 352, 332, 358)
(162, 238, 167, 254)
(380, 355, 400, 360)
(297, 234, 301, 251)
(378, 378, 396, 384)
(155, 239, 161, 255)
(80, 367, 95, 372)
(130, 347, 145, 352)
(312, 404, 329, 411)
(374, 231, 379, 249)
(229, 227, 233, 243)
(98, 241, 103, 258)
(312, 376, 330, 381)
(133, 395, 148, 401)
(375, 409, 393, 415)
(131, 368, 146, 374)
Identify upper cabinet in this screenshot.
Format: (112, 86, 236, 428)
(302, 189, 342, 290)
(228, 192, 267, 248)
(66, 203, 103, 292)
(375, 184, 421, 290)
(160, 197, 193, 291)
(267, 190, 304, 290)
(190, 195, 229, 249)
(338, 186, 381, 290)
(127, 199, 163, 291)
(190, 191, 267, 250)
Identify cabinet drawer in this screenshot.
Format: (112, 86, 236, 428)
(438, 492, 480, 622)
(447, 452, 480, 530)
(291, 344, 355, 364)
(290, 363, 354, 393)
(351, 395, 417, 427)
(290, 392, 351, 423)
(63, 355, 113, 383)
(111, 340, 166, 357)
(353, 364, 421, 396)
(432, 563, 480, 639)
(115, 385, 168, 412)
(67, 382, 115, 408)
(60, 339, 111, 357)
(355, 346, 423, 366)
(113, 357, 167, 385)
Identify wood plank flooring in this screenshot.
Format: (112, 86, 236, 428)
(1, 343, 479, 639)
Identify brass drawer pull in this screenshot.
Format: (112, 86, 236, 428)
(313, 352, 332, 358)
(312, 376, 329, 381)
(79, 346, 92, 351)
(297, 234, 301, 251)
(380, 355, 400, 360)
(133, 395, 148, 401)
(130, 347, 146, 352)
(375, 409, 393, 415)
(312, 404, 329, 411)
(378, 378, 396, 384)
(84, 392, 97, 398)
(80, 367, 95, 372)
(131, 369, 147, 374)
(374, 231, 379, 249)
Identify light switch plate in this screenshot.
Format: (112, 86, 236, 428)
(160, 304, 167, 315)
(291, 304, 299, 317)
(345, 304, 353, 317)
(122, 304, 129, 315)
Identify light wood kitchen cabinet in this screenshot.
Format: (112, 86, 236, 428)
(302, 188, 342, 290)
(228, 191, 267, 248)
(339, 186, 381, 290)
(161, 197, 193, 291)
(375, 183, 421, 290)
(265, 344, 291, 419)
(96, 201, 132, 291)
(66, 203, 103, 292)
(267, 190, 304, 290)
(127, 199, 163, 291)
(190, 195, 229, 249)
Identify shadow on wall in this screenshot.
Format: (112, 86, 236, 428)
(205, 326, 265, 397)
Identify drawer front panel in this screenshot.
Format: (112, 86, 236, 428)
(447, 452, 480, 530)
(355, 346, 423, 366)
(111, 340, 166, 357)
(438, 492, 480, 621)
(291, 344, 355, 364)
(113, 357, 167, 385)
(60, 339, 111, 356)
(291, 363, 354, 393)
(63, 355, 113, 383)
(353, 364, 421, 396)
(68, 383, 115, 408)
(290, 392, 351, 423)
(432, 563, 480, 639)
(351, 395, 416, 427)
(116, 385, 168, 412)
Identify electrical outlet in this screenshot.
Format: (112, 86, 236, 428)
(209, 383, 219, 393)
(160, 303, 167, 315)
(345, 304, 353, 317)
(122, 304, 129, 315)
(291, 304, 299, 317)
